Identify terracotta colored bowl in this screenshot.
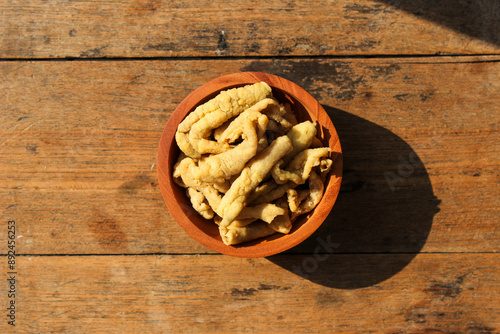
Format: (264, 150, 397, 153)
(157, 72, 342, 257)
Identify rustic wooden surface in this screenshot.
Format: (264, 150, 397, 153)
(1, 0, 499, 58)
(12, 254, 500, 333)
(1, 0, 499, 333)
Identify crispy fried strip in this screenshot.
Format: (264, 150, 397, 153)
(186, 187, 214, 219)
(262, 102, 293, 135)
(211, 180, 231, 194)
(257, 135, 268, 153)
(257, 114, 269, 152)
(219, 221, 276, 246)
(190, 117, 261, 183)
(214, 215, 222, 225)
(213, 117, 236, 142)
(247, 180, 279, 204)
(190, 134, 231, 156)
(214, 216, 257, 228)
(219, 98, 274, 142)
(291, 171, 325, 220)
(236, 203, 285, 224)
(229, 218, 258, 228)
(319, 158, 333, 173)
(266, 120, 281, 132)
(251, 181, 296, 205)
(270, 147, 330, 186)
(286, 188, 299, 213)
(178, 82, 272, 134)
(174, 156, 223, 215)
(271, 160, 303, 185)
(186, 83, 273, 155)
(286, 147, 331, 181)
(287, 188, 310, 213)
(269, 197, 292, 234)
(175, 132, 201, 159)
(281, 121, 317, 166)
(218, 135, 293, 227)
(319, 158, 333, 183)
(269, 213, 292, 234)
(214, 204, 285, 227)
(172, 153, 189, 187)
(269, 121, 317, 184)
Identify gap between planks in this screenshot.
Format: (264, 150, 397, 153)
(10, 251, 500, 257)
(1, 53, 500, 63)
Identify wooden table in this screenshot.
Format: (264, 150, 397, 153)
(1, 1, 499, 332)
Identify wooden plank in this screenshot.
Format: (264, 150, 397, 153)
(1, 57, 499, 254)
(3, 253, 498, 333)
(0, 0, 499, 58)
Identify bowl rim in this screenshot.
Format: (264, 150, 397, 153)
(157, 72, 343, 257)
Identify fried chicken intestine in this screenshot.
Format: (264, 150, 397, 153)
(173, 82, 333, 245)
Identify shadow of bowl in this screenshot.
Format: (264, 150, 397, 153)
(268, 107, 441, 288)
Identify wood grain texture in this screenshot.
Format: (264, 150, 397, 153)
(2, 253, 498, 333)
(1, 57, 499, 255)
(0, 0, 499, 59)
(2, 1, 498, 332)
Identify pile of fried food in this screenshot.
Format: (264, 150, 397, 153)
(173, 82, 333, 246)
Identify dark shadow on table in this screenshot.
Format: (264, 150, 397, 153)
(267, 107, 441, 289)
(373, 0, 500, 47)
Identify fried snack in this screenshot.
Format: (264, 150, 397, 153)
(229, 218, 258, 228)
(269, 120, 318, 184)
(178, 82, 272, 133)
(285, 147, 331, 182)
(252, 147, 330, 205)
(212, 203, 284, 228)
(271, 160, 303, 185)
(219, 221, 277, 246)
(246, 180, 279, 204)
(286, 189, 300, 213)
(186, 83, 273, 155)
(251, 180, 296, 205)
(190, 116, 263, 183)
(211, 180, 231, 194)
(173, 82, 334, 246)
(213, 216, 257, 228)
(236, 203, 285, 224)
(261, 101, 293, 135)
(219, 99, 275, 142)
(319, 158, 333, 183)
(319, 158, 333, 173)
(269, 213, 292, 234)
(173, 156, 223, 214)
(186, 187, 214, 219)
(213, 118, 233, 142)
(218, 135, 293, 227)
(219, 99, 271, 154)
(175, 131, 201, 159)
(291, 171, 325, 221)
(287, 189, 310, 213)
(268, 197, 292, 234)
(281, 120, 317, 166)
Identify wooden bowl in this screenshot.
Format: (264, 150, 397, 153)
(157, 72, 342, 257)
